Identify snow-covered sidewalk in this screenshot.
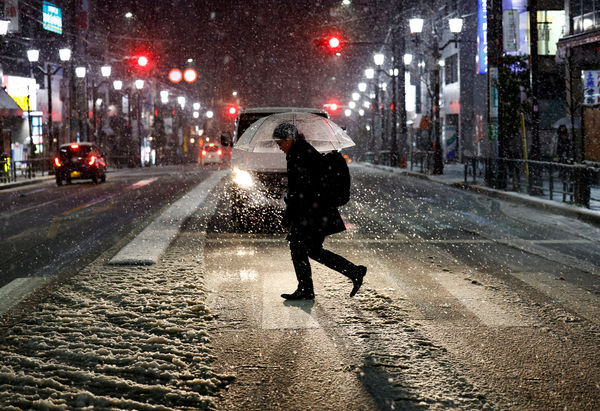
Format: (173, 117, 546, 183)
(0, 231, 233, 409)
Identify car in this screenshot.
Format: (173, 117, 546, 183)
(225, 107, 330, 227)
(54, 142, 107, 186)
(200, 143, 224, 165)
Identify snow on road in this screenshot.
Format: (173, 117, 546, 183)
(0, 231, 233, 409)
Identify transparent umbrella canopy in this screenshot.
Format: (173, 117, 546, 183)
(234, 112, 356, 153)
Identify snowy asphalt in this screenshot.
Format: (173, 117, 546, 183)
(1, 164, 599, 409)
(0, 173, 233, 409)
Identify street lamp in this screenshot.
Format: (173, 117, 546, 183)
(160, 90, 169, 104)
(27, 49, 40, 62)
(100, 65, 111, 77)
(59, 48, 71, 62)
(0, 20, 9, 36)
(75, 66, 86, 78)
(113, 80, 123, 90)
(409, 15, 463, 175)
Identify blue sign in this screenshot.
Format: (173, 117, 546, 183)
(43, 1, 62, 34)
(477, 0, 488, 74)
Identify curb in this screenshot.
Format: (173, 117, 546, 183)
(0, 176, 54, 190)
(360, 162, 600, 228)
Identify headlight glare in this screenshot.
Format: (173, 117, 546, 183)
(233, 168, 254, 188)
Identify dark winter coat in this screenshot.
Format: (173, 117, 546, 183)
(555, 128, 573, 163)
(283, 138, 346, 242)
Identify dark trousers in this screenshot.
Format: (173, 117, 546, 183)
(289, 235, 359, 292)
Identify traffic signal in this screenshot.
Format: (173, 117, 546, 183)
(327, 36, 341, 50)
(136, 55, 149, 67)
(314, 35, 344, 54)
(226, 105, 238, 116)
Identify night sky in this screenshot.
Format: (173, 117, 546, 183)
(96, 0, 391, 110)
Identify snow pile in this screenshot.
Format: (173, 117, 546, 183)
(0, 233, 233, 410)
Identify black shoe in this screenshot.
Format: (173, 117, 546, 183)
(281, 289, 315, 300)
(350, 266, 367, 297)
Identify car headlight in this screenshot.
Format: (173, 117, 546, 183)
(233, 167, 254, 188)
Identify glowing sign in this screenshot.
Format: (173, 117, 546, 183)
(477, 0, 488, 74)
(43, 1, 62, 34)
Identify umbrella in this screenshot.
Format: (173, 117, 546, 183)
(234, 112, 355, 153)
(552, 116, 581, 129)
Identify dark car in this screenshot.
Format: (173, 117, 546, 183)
(54, 142, 107, 186)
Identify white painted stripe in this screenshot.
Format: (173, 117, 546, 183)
(108, 171, 227, 265)
(512, 272, 600, 325)
(0, 277, 50, 315)
(432, 272, 530, 327)
(261, 270, 320, 330)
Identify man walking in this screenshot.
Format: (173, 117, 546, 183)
(273, 122, 367, 300)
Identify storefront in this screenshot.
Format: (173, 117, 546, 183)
(1, 75, 43, 163)
(557, 2, 600, 163)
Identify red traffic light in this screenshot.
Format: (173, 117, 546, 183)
(227, 105, 238, 116)
(137, 55, 149, 67)
(328, 36, 341, 49)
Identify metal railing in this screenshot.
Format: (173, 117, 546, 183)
(0, 157, 54, 183)
(463, 157, 600, 209)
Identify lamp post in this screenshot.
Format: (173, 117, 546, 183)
(409, 15, 463, 175)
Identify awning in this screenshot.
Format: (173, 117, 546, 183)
(0, 87, 23, 117)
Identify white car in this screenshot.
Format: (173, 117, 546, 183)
(200, 144, 224, 165)
(228, 107, 329, 228)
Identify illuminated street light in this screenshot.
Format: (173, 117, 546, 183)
(409, 18, 424, 34)
(135, 79, 144, 89)
(59, 48, 72, 62)
(193, 102, 201, 110)
(449, 18, 464, 34)
(373, 53, 385, 66)
(75, 66, 86, 78)
(205, 110, 214, 118)
(344, 109, 352, 117)
(358, 82, 367, 92)
(352, 92, 360, 101)
(365, 68, 375, 79)
(113, 80, 123, 90)
(26, 49, 40, 63)
(160, 90, 169, 104)
(101, 66, 112, 77)
(0, 20, 9, 36)
(403, 53, 413, 65)
(177, 96, 186, 109)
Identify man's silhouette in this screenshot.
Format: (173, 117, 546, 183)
(273, 122, 367, 300)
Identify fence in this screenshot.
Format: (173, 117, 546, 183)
(0, 157, 54, 183)
(463, 157, 600, 209)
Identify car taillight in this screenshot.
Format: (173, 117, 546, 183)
(54, 157, 62, 167)
(201, 150, 207, 157)
(217, 149, 223, 156)
(88, 155, 97, 166)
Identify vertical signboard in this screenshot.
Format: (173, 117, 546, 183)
(477, 0, 488, 74)
(583, 70, 600, 106)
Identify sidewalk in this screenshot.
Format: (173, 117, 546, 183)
(363, 162, 600, 227)
(0, 170, 54, 190)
